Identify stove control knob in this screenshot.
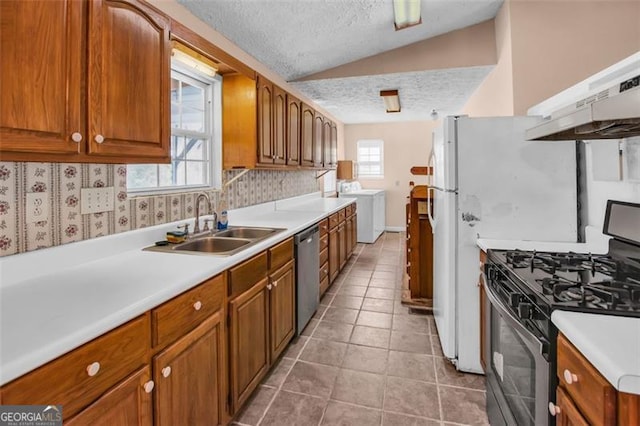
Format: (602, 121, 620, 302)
(517, 302, 532, 319)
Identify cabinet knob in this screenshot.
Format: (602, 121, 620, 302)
(143, 380, 155, 393)
(193, 301, 202, 311)
(71, 132, 83, 143)
(324, 269, 328, 274)
(273, 280, 278, 287)
(94, 134, 105, 144)
(162, 366, 172, 378)
(548, 402, 561, 416)
(267, 284, 272, 290)
(86, 361, 100, 377)
(563, 369, 578, 384)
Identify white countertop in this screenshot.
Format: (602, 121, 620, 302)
(0, 193, 354, 386)
(552, 311, 640, 395)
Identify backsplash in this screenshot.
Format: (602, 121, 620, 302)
(0, 162, 318, 257)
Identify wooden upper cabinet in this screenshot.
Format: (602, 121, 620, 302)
(330, 123, 338, 167)
(273, 86, 287, 165)
(322, 119, 332, 168)
(222, 74, 258, 169)
(313, 113, 324, 167)
(301, 103, 315, 167)
(0, 0, 83, 155)
(256, 75, 274, 165)
(87, 0, 170, 160)
(286, 94, 301, 166)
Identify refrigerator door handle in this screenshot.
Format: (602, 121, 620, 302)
(428, 146, 435, 187)
(427, 186, 436, 232)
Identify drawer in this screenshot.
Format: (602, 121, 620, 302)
(338, 208, 346, 223)
(556, 387, 589, 426)
(0, 315, 150, 420)
(351, 202, 357, 214)
(229, 251, 268, 298)
(152, 274, 225, 348)
(318, 218, 329, 236)
(557, 333, 616, 425)
(269, 237, 293, 270)
(319, 261, 329, 283)
(345, 204, 353, 216)
(319, 247, 328, 265)
(319, 234, 328, 250)
(329, 213, 339, 229)
(319, 276, 329, 296)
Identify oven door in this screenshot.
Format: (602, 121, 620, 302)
(484, 279, 550, 426)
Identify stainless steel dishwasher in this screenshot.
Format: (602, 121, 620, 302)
(294, 224, 320, 336)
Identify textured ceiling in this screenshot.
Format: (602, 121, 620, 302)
(178, 0, 503, 123)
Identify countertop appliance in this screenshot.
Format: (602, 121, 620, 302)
(429, 115, 578, 374)
(339, 183, 385, 243)
(294, 224, 320, 336)
(526, 52, 640, 141)
(483, 200, 640, 425)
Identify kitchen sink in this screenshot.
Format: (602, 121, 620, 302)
(143, 226, 285, 256)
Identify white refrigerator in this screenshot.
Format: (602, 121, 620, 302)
(428, 116, 577, 373)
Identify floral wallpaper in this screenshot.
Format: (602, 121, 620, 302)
(0, 162, 319, 257)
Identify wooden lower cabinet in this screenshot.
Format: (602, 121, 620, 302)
(556, 387, 589, 426)
(67, 367, 153, 426)
(338, 222, 347, 270)
(229, 277, 270, 412)
(329, 226, 339, 283)
(154, 312, 225, 426)
(345, 217, 353, 259)
(269, 259, 295, 361)
(351, 213, 357, 253)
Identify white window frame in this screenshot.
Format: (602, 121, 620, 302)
(127, 62, 222, 195)
(357, 139, 384, 179)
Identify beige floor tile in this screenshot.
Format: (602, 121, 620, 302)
(323, 307, 359, 324)
(382, 411, 440, 426)
(314, 320, 354, 343)
(299, 338, 348, 367)
(263, 357, 294, 387)
(372, 271, 397, 281)
(365, 287, 395, 300)
(390, 330, 432, 354)
(356, 311, 392, 329)
(342, 344, 388, 374)
(302, 318, 319, 336)
(387, 351, 436, 382)
(321, 401, 382, 426)
(313, 305, 328, 319)
(283, 336, 308, 359)
(260, 390, 327, 426)
(435, 357, 485, 390)
(331, 369, 385, 408)
(349, 269, 373, 278)
(431, 335, 444, 357)
(331, 295, 364, 310)
(383, 376, 441, 419)
(233, 385, 276, 425)
(361, 298, 394, 314)
(439, 386, 489, 425)
(368, 278, 397, 289)
(281, 361, 339, 398)
(350, 325, 391, 349)
(342, 276, 371, 287)
(337, 285, 368, 297)
(392, 314, 431, 334)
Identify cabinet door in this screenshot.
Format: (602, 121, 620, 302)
(154, 312, 225, 426)
(351, 213, 358, 249)
(346, 216, 353, 259)
(556, 387, 589, 426)
(322, 120, 332, 168)
(270, 260, 295, 361)
(87, 0, 170, 160)
(0, 0, 82, 156)
(257, 76, 274, 165)
(273, 85, 287, 165)
(66, 367, 152, 426)
(338, 222, 347, 270)
(286, 95, 301, 166)
(329, 227, 339, 283)
(330, 123, 338, 166)
(229, 277, 270, 411)
(313, 113, 324, 167)
(301, 103, 314, 167)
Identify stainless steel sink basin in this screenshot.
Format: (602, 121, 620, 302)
(143, 226, 286, 256)
(174, 237, 251, 254)
(215, 227, 278, 239)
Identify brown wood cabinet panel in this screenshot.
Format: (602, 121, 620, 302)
(301, 103, 314, 167)
(351, 213, 357, 251)
(269, 237, 293, 271)
(319, 218, 329, 236)
(329, 212, 340, 230)
(87, 0, 170, 160)
(557, 333, 617, 425)
(222, 74, 258, 169)
(154, 312, 225, 426)
(338, 223, 347, 270)
(313, 113, 324, 167)
(556, 387, 589, 426)
(152, 274, 225, 348)
(323, 119, 332, 168)
(330, 123, 338, 166)
(229, 277, 270, 411)
(0, 315, 150, 419)
(257, 75, 274, 165)
(329, 227, 339, 283)
(269, 260, 295, 361)
(0, 0, 83, 156)
(273, 85, 287, 165)
(228, 251, 268, 298)
(320, 247, 329, 266)
(320, 234, 329, 251)
(319, 276, 329, 297)
(286, 94, 301, 166)
(338, 208, 346, 223)
(618, 392, 640, 426)
(66, 367, 153, 426)
(319, 262, 329, 284)
(346, 215, 353, 260)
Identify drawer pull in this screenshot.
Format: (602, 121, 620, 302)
(548, 402, 561, 416)
(193, 301, 202, 311)
(162, 366, 172, 378)
(324, 269, 328, 274)
(71, 132, 83, 143)
(563, 369, 578, 384)
(143, 380, 155, 393)
(94, 134, 105, 144)
(267, 284, 273, 291)
(273, 280, 278, 287)
(86, 362, 100, 377)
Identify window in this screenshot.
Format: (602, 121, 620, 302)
(357, 139, 384, 178)
(127, 61, 222, 193)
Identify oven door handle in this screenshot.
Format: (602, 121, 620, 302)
(483, 280, 545, 356)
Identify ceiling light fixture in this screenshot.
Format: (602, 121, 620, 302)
(393, 0, 422, 31)
(430, 109, 439, 120)
(380, 90, 401, 113)
(171, 43, 218, 77)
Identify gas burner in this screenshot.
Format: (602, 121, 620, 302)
(564, 287, 596, 302)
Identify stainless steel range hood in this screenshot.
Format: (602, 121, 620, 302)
(526, 52, 640, 141)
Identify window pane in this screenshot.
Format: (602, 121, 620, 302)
(173, 136, 187, 159)
(182, 81, 204, 111)
(127, 165, 158, 189)
(171, 104, 180, 128)
(158, 164, 173, 187)
(186, 162, 204, 185)
(181, 107, 204, 132)
(185, 139, 204, 160)
(175, 160, 186, 186)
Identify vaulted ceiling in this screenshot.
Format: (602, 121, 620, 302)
(178, 0, 504, 123)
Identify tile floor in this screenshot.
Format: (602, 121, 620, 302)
(232, 232, 489, 426)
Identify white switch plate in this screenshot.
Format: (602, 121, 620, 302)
(81, 187, 115, 214)
(26, 192, 49, 223)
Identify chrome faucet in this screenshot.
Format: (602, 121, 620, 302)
(193, 192, 218, 235)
